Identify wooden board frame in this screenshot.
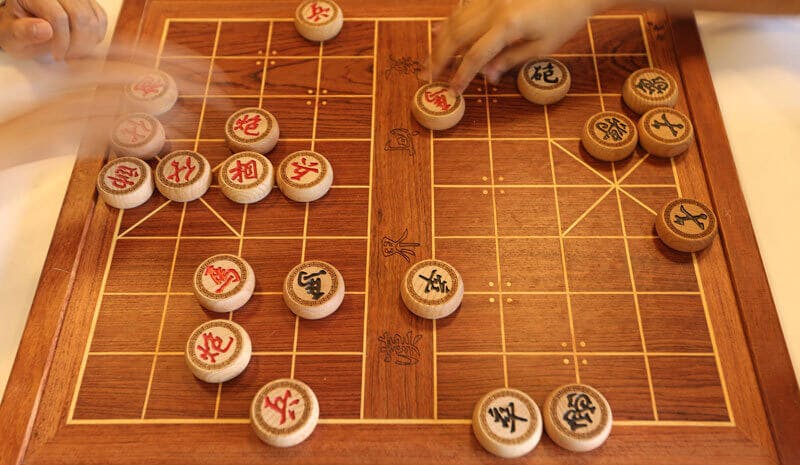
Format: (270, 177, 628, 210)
(1, 1, 798, 464)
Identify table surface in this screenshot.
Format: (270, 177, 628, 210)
(1, 5, 798, 400)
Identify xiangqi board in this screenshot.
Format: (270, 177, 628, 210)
(1, 1, 798, 464)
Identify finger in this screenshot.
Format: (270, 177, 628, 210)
(53, 60, 154, 97)
(451, 26, 510, 94)
(89, 0, 107, 44)
(20, 0, 70, 59)
(11, 17, 53, 44)
(0, 17, 52, 58)
(481, 40, 545, 84)
(429, 3, 489, 79)
(59, 0, 102, 57)
(9, 58, 157, 117)
(447, 0, 489, 32)
(0, 84, 131, 170)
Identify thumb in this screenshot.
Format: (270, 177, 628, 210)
(11, 17, 53, 44)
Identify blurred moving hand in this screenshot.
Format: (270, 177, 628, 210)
(431, 0, 606, 93)
(0, 57, 153, 170)
(0, 0, 108, 60)
(0, 53, 228, 171)
(431, 0, 800, 94)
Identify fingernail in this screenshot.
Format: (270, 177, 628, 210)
(30, 23, 48, 40)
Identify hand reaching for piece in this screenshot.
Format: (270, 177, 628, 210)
(430, 0, 611, 93)
(0, 0, 108, 60)
(0, 51, 237, 171)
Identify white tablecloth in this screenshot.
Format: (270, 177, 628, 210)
(1, 7, 798, 398)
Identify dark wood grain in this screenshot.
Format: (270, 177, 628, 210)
(364, 19, 433, 420)
(1, 2, 797, 464)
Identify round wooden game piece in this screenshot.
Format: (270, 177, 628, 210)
(96, 156, 154, 209)
(224, 107, 280, 154)
(401, 259, 464, 319)
(294, 0, 343, 42)
(154, 150, 211, 202)
(581, 111, 638, 162)
(276, 150, 333, 203)
(123, 69, 178, 116)
(472, 387, 543, 459)
(638, 107, 694, 158)
(185, 319, 252, 383)
(622, 67, 679, 115)
(193, 254, 256, 313)
(218, 152, 274, 204)
(543, 383, 613, 453)
(411, 82, 465, 131)
(109, 113, 166, 159)
(250, 378, 320, 448)
(517, 57, 571, 105)
(655, 198, 718, 253)
(283, 260, 345, 320)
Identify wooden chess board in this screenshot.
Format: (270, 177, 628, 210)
(2, 1, 799, 464)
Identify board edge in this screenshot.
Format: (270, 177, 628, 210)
(669, 14, 800, 465)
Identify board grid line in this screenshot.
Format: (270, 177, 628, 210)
(544, 89, 582, 383)
(101, 290, 701, 296)
(648, 15, 736, 420)
(83, 350, 718, 358)
(667, 105, 735, 424)
(65, 417, 734, 427)
(116, 199, 172, 237)
(176, 92, 624, 99)
(162, 14, 645, 24)
(691, 249, 735, 424)
(586, 19, 605, 113)
(432, 184, 676, 188)
(139, 20, 222, 420)
(639, 15, 655, 69)
(256, 21, 274, 109)
(359, 18, 378, 420)
(611, 150, 660, 421)
(616, 152, 652, 184)
(67, 14, 734, 428)
(190, 20, 222, 153)
(159, 53, 646, 60)
(198, 197, 241, 236)
(290, 40, 324, 379)
(619, 187, 659, 215)
(479, 53, 511, 390)
(139, 202, 189, 419)
(66, 210, 125, 422)
(426, 19, 440, 420)
(213, 166, 253, 418)
(550, 139, 615, 184)
(186, 93, 374, 99)
(561, 186, 616, 236)
(167, 138, 372, 142)
(154, 17, 171, 69)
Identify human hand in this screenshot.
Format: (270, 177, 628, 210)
(0, 0, 107, 60)
(431, 0, 613, 93)
(0, 58, 150, 169)
(0, 54, 233, 170)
